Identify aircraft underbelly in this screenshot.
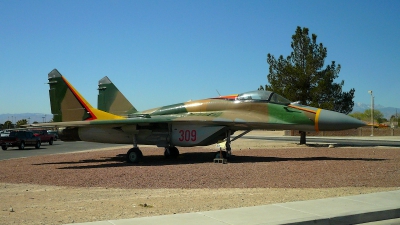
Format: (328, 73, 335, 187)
(77, 124, 227, 146)
(78, 127, 168, 145)
(78, 127, 132, 143)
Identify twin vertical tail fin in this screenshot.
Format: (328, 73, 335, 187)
(48, 69, 123, 122)
(97, 76, 137, 117)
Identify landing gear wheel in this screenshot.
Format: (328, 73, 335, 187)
(1, 145, 7, 150)
(164, 147, 179, 158)
(19, 142, 25, 150)
(35, 141, 41, 149)
(215, 151, 227, 159)
(126, 147, 143, 164)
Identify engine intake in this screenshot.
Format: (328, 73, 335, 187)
(57, 127, 81, 141)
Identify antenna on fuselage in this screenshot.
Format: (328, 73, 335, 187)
(216, 89, 221, 97)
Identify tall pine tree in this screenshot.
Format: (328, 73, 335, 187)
(265, 26, 355, 114)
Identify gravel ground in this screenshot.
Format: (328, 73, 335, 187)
(0, 136, 399, 225)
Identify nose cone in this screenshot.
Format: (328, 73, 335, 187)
(318, 110, 366, 131)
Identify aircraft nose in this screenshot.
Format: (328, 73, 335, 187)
(317, 109, 366, 131)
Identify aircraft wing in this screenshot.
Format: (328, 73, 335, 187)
(31, 110, 298, 131)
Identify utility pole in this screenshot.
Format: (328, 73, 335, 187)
(368, 90, 374, 136)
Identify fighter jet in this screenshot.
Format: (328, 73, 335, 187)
(44, 69, 366, 163)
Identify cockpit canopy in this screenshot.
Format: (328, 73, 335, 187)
(236, 90, 292, 105)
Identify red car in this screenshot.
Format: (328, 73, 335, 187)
(31, 130, 55, 145)
(1, 131, 41, 150)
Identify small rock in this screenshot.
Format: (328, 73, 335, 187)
(9, 207, 14, 212)
(328, 144, 335, 148)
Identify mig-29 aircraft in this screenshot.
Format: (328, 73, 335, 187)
(43, 69, 366, 163)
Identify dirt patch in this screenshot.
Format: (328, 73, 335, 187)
(1, 184, 395, 225)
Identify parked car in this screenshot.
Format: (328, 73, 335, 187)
(47, 130, 59, 141)
(0, 130, 41, 150)
(0, 129, 11, 137)
(31, 130, 55, 145)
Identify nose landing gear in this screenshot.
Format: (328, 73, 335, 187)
(214, 130, 232, 159)
(164, 146, 179, 158)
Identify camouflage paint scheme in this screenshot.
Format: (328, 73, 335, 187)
(97, 76, 137, 116)
(48, 70, 123, 122)
(44, 69, 365, 157)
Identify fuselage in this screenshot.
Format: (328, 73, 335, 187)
(58, 90, 366, 147)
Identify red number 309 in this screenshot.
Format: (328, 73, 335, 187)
(178, 130, 197, 142)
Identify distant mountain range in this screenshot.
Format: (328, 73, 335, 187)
(351, 103, 399, 119)
(0, 113, 52, 124)
(0, 103, 398, 124)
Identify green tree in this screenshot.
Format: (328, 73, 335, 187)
(3, 120, 13, 129)
(16, 119, 28, 128)
(349, 112, 365, 120)
(264, 26, 356, 144)
(363, 109, 385, 123)
(349, 109, 385, 124)
(265, 26, 355, 114)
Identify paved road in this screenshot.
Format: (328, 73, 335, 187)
(243, 135, 400, 147)
(0, 141, 129, 161)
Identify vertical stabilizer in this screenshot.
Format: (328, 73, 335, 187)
(98, 76, 137, 116)
(48, 69, 123, 122)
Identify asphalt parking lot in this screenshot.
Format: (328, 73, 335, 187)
(0, 141, 130, 161)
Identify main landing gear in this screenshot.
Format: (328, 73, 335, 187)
(125, 129, 249, 163)
(126, 146, 180, 163)
(126, 134, 181, 163)
(126, 147, 143, 163)
(126, 134, 143, 163)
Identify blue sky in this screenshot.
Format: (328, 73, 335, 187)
(1, 0, 399, 115)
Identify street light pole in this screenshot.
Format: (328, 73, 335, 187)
(368, 90, 374, 136)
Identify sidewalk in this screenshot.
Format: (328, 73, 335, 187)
(66, 190, 400, 225)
